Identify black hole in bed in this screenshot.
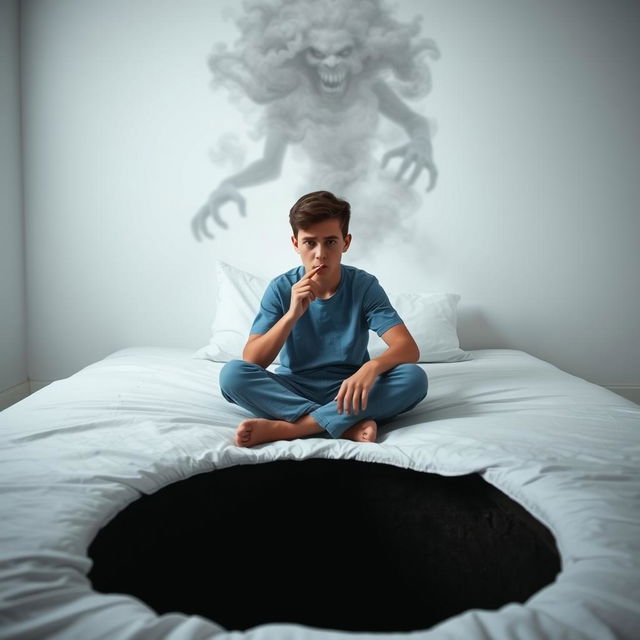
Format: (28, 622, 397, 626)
(88, 459, 560, 632)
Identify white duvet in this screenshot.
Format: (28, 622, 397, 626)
(1, 348, 639, 639)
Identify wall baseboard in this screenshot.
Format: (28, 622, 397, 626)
(29, 380, 53, 394)
(605, 386, 640, 405)
(0, 381, 31, 411)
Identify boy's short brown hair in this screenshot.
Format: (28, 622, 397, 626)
(289, 191, 351, 238)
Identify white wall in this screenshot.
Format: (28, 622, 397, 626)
(20, 0, 640, 392)
(0, 0, 28, 408)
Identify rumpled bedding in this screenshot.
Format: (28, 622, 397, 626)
(0, 347, 639, 639)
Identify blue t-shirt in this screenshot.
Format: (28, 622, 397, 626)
(250, 264, 403, 374)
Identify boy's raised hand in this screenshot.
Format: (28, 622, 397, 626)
(288, 265, 323, 321)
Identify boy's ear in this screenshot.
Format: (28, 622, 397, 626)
(291, 235, 299, 252)
(342, 233, 352, 252)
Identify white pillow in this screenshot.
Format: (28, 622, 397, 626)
(194, 261, 274, 363)
(194, 261, 472, 364)
(367, 291, 472, 362)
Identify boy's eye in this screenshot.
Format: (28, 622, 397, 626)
(302, 239, 338, 248)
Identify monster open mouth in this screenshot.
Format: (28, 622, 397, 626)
(319, 69, 347, 93)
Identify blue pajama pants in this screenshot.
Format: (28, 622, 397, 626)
(219, 360, 428, 439)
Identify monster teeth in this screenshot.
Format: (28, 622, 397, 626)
(320, 71, 346, 86)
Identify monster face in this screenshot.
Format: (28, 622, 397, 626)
(304, 28, 364, 97)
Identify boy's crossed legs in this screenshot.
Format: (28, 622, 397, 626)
(219, 360, 427, 447)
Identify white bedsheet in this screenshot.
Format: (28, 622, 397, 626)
(0, 348, 639, 639)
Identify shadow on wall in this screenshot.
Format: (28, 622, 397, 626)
(458, 307, 517, 351)
(191, 0, 440, 253)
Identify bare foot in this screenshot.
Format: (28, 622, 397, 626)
(342, 419, 377, 443)
(235, 418, 285, 447)
(234, 415, 323, 448)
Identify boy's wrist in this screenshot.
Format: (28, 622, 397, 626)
(282, 310, 298, 325)
(364, 359, 385, 375)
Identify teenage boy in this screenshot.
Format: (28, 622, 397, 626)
(220, 190, 428, 447)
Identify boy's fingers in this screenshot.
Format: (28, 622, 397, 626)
(303, 265, 324, 280)
(351, 387, 360, 414)
(344, 394, 352, 415)
(335, 385, 346, 414)
(296, 283, 316, 298)
(296, 278, 320, 297)
(335, 393, 343, 414)
(343, 388, 354, 415)
(335, 381, 369, 415)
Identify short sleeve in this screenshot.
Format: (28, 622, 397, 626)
(249, 280, 284, 335)
(363, 277, 403, 336)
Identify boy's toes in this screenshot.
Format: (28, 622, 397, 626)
(343, 419, 377, 443)
(362, 423, 377, 441)
(235, 422, 253, 447)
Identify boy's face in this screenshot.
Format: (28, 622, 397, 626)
(291, 218, 351, 280)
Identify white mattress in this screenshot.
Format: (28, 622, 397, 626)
(1, 348, 639, 639)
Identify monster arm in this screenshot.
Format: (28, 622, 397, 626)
(372, 80, 437, 191)
(192, 130, 289, 240)
(221, 129, 288, 190)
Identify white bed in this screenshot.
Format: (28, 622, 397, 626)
(1, 346, 639, 639)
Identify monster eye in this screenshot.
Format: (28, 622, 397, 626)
(339, 47, 353, 58)
(309, 48, 324, 59)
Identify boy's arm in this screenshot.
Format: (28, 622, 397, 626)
(242, 265, 323, 368)
(368, 323, 420, 373)
(242, 315, 296, 369)
(335, 324, 419, 416)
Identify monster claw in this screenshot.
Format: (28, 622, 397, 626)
(191, 216, 202, 242)
(212, 209, 228, 230)
(201, 220, 215, 238)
